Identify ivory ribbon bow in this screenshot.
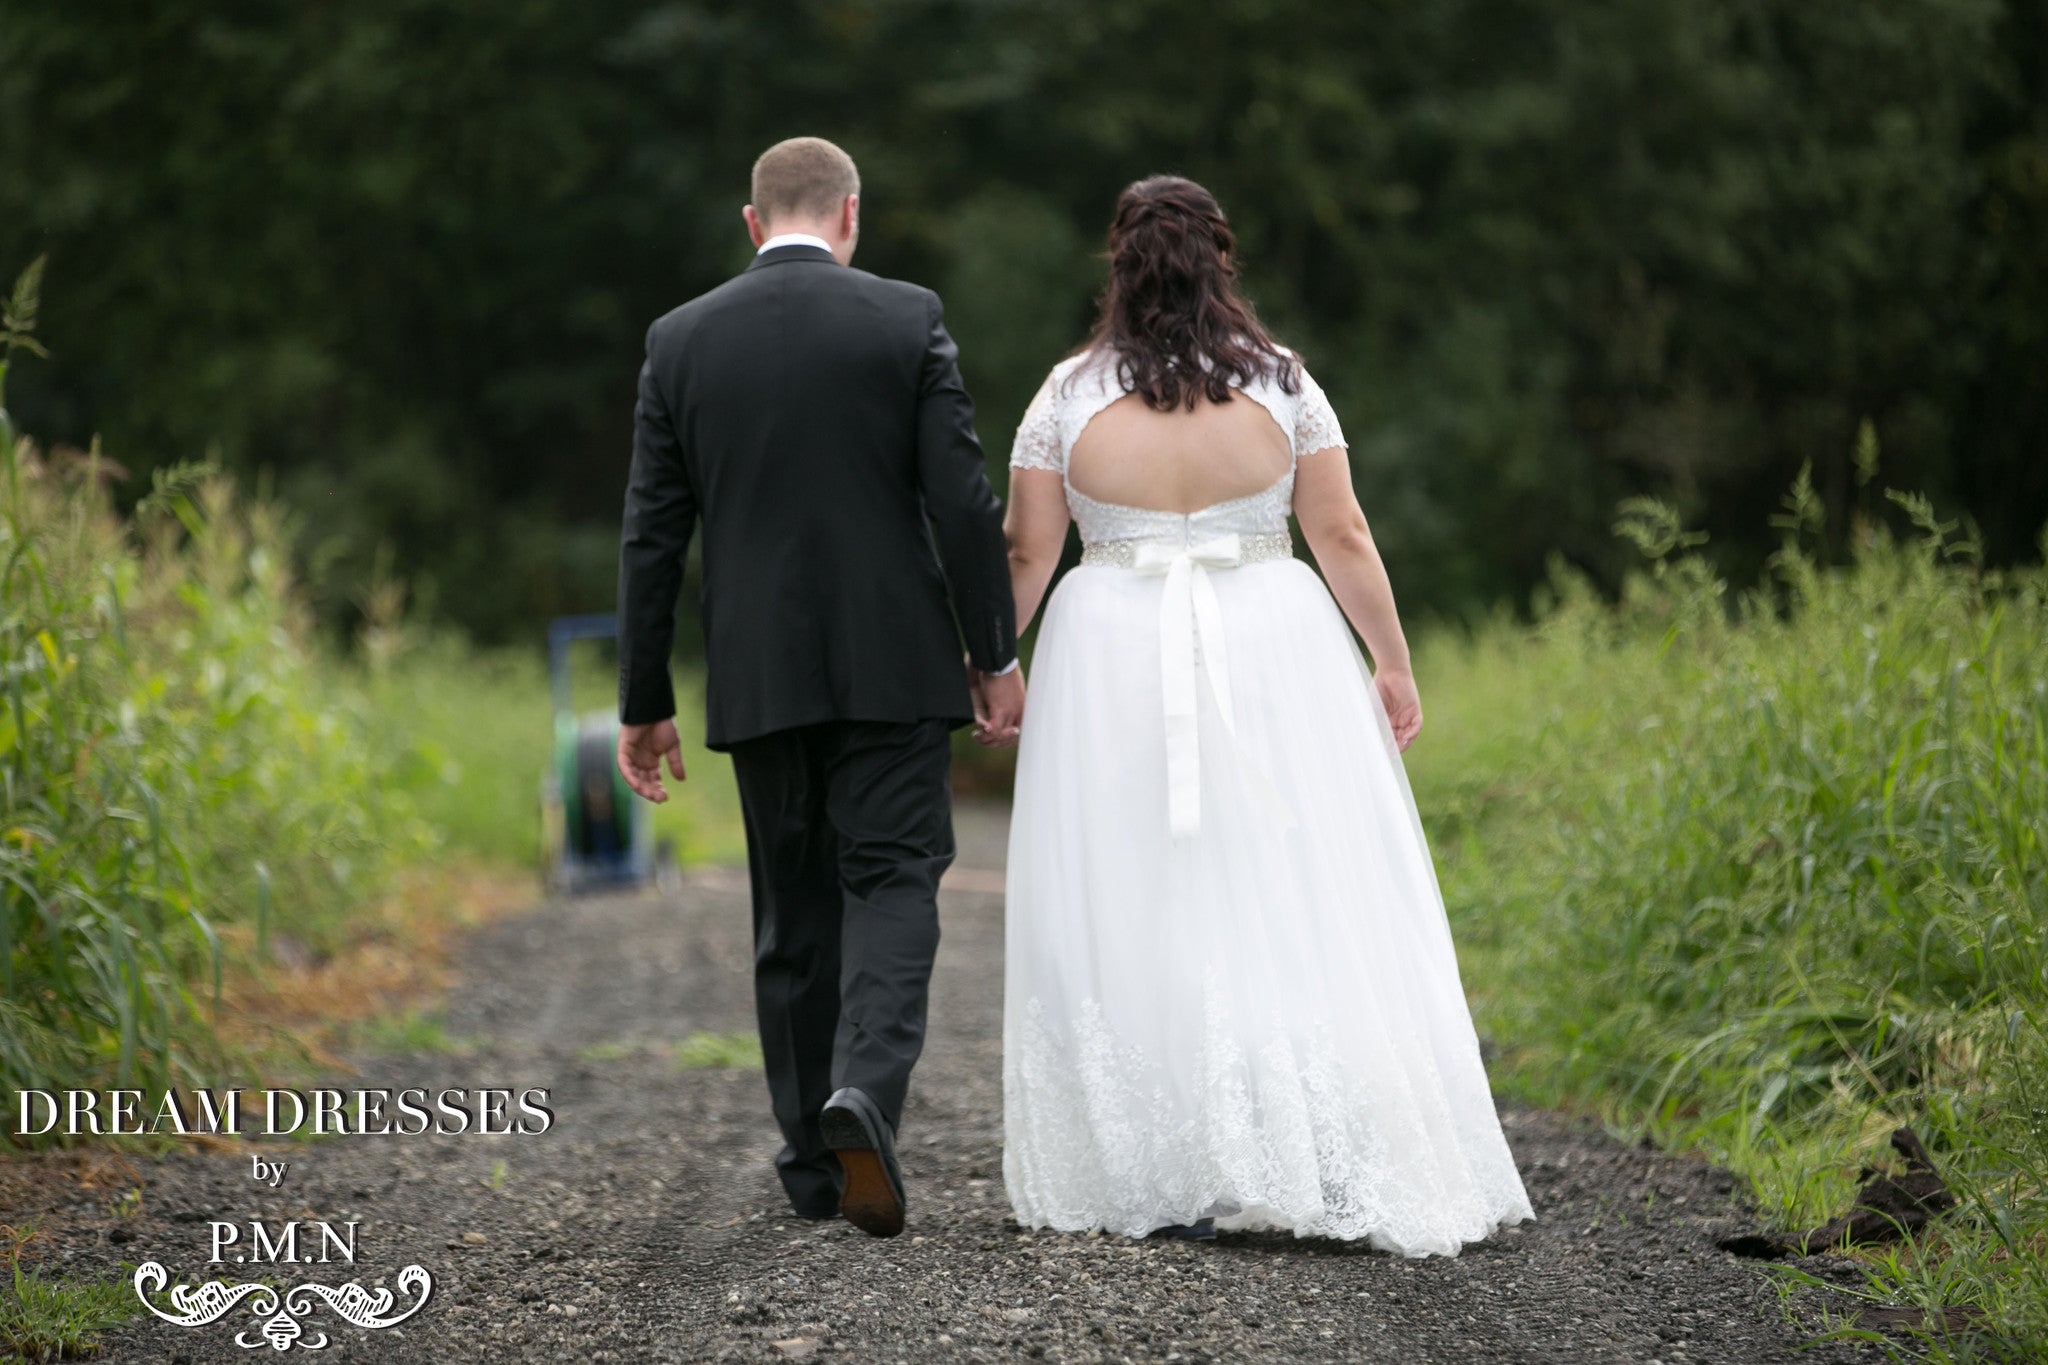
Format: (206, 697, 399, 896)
(1133, 533, 1244, 837)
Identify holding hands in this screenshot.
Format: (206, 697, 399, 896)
(969, 659, 1026, 747)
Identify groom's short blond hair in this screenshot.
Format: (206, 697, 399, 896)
(751, 137, 860, 227)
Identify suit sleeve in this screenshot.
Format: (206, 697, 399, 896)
(915, 290, 1018, 675)
(616, 325, 698, 725)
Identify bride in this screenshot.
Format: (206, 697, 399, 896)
(985, 175, 1535, 1253)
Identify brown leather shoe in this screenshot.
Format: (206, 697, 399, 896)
(818, 1088, 905, 1237)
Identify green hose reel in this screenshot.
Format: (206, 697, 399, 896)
(539, 615, 658, 893)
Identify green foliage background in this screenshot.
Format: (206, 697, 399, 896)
(1410, 477, 2048, 1357)
(3, 1, 2045, 642)
(5, 7, 2048, 1353)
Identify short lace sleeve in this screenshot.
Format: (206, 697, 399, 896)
(1291, 367, 1347, 457)
(1009, 367, 1065, 473)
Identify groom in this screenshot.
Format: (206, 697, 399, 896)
(613, 137, 1023, 1237)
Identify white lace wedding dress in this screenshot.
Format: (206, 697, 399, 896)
(1000, 350, 1535, 1254)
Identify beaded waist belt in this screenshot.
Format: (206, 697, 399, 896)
(1079, 530, 1292, 569)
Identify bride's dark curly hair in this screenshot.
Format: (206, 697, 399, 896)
(1074, 175, 1299, 411)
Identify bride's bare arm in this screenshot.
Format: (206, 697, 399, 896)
(1292, 446, 1423, 748)
(1003, 469, 1071, 636)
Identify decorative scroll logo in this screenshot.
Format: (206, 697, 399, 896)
(133, 1261, 433, 1351)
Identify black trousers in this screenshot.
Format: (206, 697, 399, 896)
(726, 718, 955, 1213)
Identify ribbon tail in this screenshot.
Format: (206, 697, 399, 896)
(1158, 557, 1202, 839)
(1192, 560, 1297, 836)
(1188, 564, 1234, 734)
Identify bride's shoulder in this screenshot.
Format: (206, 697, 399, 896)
(1053, 347, 1107, 379)
(1253, 344, 1321, 395)
(1052, 346, 1123, 394)
(1255, 346, 1346, 451)
(1023, 349, 1108, 407)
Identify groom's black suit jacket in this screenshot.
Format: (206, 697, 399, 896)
(617, 242, 1017, 749)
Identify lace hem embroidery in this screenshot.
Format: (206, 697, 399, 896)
(1003, 967, 1536, 1252)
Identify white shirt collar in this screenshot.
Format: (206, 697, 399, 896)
(756, 232, 834, 256)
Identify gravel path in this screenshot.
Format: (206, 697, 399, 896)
(33, 801, 1873, 1363)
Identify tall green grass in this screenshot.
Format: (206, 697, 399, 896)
(1, 257, 744, 1109)
(1414, 461, 2048, 1358)
(0, 261, 444, 1104)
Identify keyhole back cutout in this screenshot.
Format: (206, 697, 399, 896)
(1065, 391, 1294, 515)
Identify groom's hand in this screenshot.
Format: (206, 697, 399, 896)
(971, 664, 1025, 748)
(618, 719, 687, 802)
